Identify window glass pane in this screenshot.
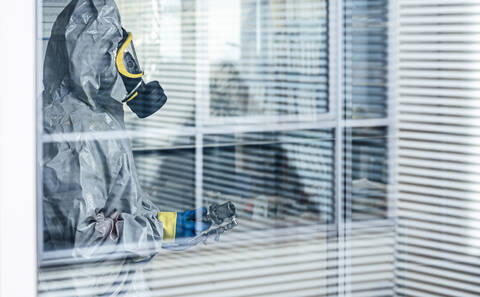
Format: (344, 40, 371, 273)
(118, 0, 329, 129)
(132, 130, 335, 228)
(119, 0, 197, 130)
(203, 129, 335, 227)
(135, 150, 197, 210)
(344, 0, 388, 119)
(345, 127, 389, 221)
(230, 0, 329, 118)
(37, 0, 392, 296)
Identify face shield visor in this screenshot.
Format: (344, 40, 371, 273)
(116, 32, 144, 102)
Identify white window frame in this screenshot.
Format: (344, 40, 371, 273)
(35, 3, 396, 293)
(0, 1, 37, 297)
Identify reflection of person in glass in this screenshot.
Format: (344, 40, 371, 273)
(42, 0, 210, 294)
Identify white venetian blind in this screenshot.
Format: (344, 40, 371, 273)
(38, 224, 394, 297)
(396, 0, 480, 296)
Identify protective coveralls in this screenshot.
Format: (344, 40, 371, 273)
(41, 0, 197, 295)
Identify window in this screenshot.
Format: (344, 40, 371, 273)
(29, 1, 480, 296)
(38, 0, 394, 296)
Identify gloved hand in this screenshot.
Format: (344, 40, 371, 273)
(158, 207, 212, 242)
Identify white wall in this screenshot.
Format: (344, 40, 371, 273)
(0, 1, 37, 297)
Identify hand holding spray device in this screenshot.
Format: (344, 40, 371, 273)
(164, 201, 238, 250)
(198, 201, 238, 243)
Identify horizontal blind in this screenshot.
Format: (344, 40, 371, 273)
(38, 225, 394, 297)
(38, 228, 333, 297)
(396, 1, 480, 296)
(348, 224, 394, 297)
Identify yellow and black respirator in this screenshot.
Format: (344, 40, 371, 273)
(116, 29, 167, 118)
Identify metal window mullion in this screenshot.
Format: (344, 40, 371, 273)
(36, 0, 45, 265)
(388, 0, 399, 223)
(343, 118, 390, 129)
(194, 0, 209, 227)
(329, 0, 346, 296)
(388, 0, 402, 294)
(43, 119, 341, 144)
(203, 112, 336, 127)
(343, 0, 353, 295)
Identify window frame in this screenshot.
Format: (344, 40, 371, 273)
(0, 1, 37, 297)
(36, 0, 395, 274)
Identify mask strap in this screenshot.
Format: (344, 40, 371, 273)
(116, 32, 144, 79)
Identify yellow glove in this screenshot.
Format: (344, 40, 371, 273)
(158, 208, 211, 242)
(157, 212, 177, 241)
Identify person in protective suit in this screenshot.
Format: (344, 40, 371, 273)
(42, 0, 210, 295)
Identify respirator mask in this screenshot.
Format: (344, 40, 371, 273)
(116, 30, 167, 118)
